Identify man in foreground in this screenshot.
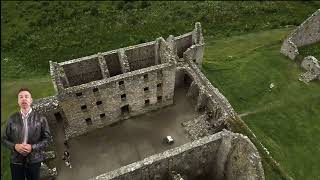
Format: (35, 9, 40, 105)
(2, 88, 52, 180)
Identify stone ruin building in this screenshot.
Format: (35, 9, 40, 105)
(281, 9, 320, 83)
(300, 56, 320, 81)
(32, 22, 265, 180)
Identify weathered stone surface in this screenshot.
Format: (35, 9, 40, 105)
(40, 162, 57, 180)
(299, 56, 320, 82)
(280, 40, 299, 60)
(91, 130, 264, 180)
(43, 151, 56, 161)
(182, 114, 211, 140)
(33, 96, 59, 112)
(170, 171, 185, 180)
(301, 56, 320, 73)
(281, 9, 320, 60)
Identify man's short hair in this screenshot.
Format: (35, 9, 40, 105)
(18, 88, 32, 96)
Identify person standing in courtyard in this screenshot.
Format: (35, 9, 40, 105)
(62, 150, 72, 168)
(2, 88, 52, 180)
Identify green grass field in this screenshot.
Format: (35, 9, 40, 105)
(298, 42, 320, 62)
(2, 1, 319, 78)
(2, 1, 320, 180)
(203, 29, 320, 180)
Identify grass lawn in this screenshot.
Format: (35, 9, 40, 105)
(2, 1, 319, 78)
(203, 28, 320, 180)
(298, 42, 320, 61)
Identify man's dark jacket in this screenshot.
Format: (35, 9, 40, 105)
(2, 110, 52, 164)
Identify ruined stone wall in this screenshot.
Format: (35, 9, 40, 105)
(175, 33, 193, 59)
(174, 22, 204, 68)
(49, 22, 233, 140)
(299, 56, 320, 82)
(62, 57, 103, 87)
(92, 130, 264, 180)
(125, 42, 157, 71)
(32, 96, 61, 126)
(187, 59, 236, 118)
(51, 41, 162, 90)
(281, 9, 320, 60)
(60, 63, 175, 139)
(214, 131, 264, 180)
(103, 51, 122, 77)
(49, 36, 176, 139)
(301, 56, 320, 74)
(50, 61, 64, 94)
(175, 58, 236, 128)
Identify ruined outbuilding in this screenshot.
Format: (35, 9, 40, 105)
(280, 9, 320, 60)
(300, 56, 320, 82)
(280, 9, 320, 83)
(33, 22, 264, 180)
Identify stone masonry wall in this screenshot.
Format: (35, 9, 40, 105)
(63, 57, 103, 87)
(91, 130, 264, 180)
(52, 41, 162, 89)
(32, 96, 61, 127)
(103, 52, 122, 77)
(175, 32, 193, 59)
(281, 9, 320, 60)
(60, 63, 175, 139)
(125, 43, 157, 71)
(175, 58, 236, 129)
(49, 23, 209, 139)
(299, 56, 320, 82)
(174, 22, 204, 69)
(301, 56, 320, 74)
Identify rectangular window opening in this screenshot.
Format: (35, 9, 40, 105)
(85, 118, 92, 125)
(93, 88, 99, 93)
(76, 92, 83, 97)
(119, 81, 124, 86)
(96, 101, 102, 106)
(143, 74, 149, 80)
(121, 105, 129, 115)
(144, 87, 149, 92)
(54, 112, 63, 123)
(121, 94, 126, 101)
(81, 105, 87, 110)
(100, 113, 106, 118)
(157, 83, 162, 88)
(145, 99, 150, 106)
(157, 96, 162, 101)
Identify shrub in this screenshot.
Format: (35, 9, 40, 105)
(140, 1, 151, 9)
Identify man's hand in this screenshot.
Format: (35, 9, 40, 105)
(15, 144, 25, 154)
(14, 144, 32, 154)
(23, 144, 32, 153)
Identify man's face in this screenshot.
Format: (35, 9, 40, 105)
(18, 91, 33, 110)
